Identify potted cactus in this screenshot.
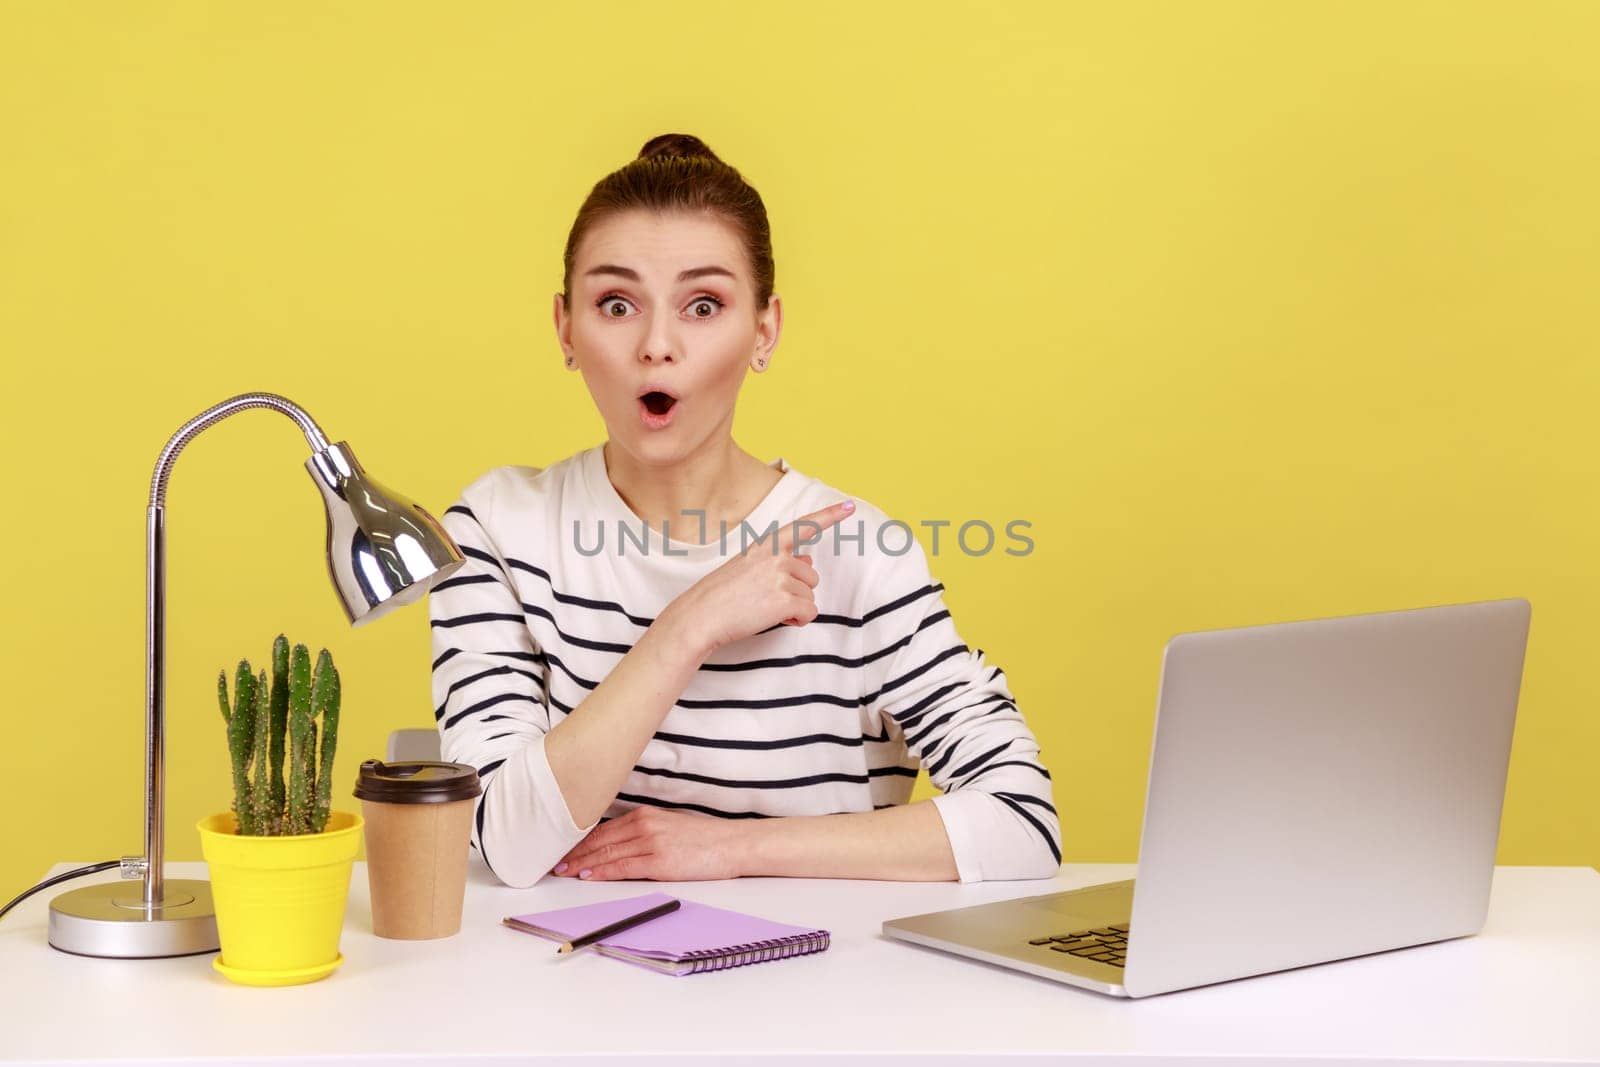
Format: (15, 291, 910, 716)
(196, 634, 364, 986)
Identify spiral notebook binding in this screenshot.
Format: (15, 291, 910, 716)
(684, 931, 831, 973)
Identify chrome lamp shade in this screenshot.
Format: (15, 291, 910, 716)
(46, 392, 464, 959)
(310, 441, 466, 628)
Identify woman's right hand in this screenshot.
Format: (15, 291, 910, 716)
(661, 499, 856, 660)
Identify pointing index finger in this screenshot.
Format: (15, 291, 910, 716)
(776, 499, 856, 553)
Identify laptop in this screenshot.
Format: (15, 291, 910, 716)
(882, 598, 1531, 998)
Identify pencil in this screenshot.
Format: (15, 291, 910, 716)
(556, 897, 682, 955)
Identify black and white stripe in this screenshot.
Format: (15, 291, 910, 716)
(428, 458, 1060, 885)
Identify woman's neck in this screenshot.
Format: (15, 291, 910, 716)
(601, 438, 783, 545)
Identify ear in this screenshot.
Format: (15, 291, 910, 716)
(553, 292, 576, 366)
(751, 293, 783, 371)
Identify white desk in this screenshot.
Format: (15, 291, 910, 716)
(2, 862, 1597, 1065)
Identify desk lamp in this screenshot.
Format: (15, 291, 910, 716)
(46, 392, 465, 958)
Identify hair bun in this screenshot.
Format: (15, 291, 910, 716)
(637, 133, 721, 163)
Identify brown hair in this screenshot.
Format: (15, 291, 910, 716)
(560, 133, 776, 312)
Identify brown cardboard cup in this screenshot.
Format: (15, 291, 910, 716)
(353, 759, 482, 940)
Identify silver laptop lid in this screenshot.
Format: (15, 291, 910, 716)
(1122, 598, 1530, 997)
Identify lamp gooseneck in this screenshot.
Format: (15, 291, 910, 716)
(142, 393, 333, 909)
(149, 393, 331, 507)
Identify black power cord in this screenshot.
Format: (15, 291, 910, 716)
(0, 861, 124, 923)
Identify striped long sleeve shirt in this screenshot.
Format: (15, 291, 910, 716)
(427, 443, 1061, 888)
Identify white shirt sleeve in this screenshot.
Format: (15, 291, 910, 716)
(862, 536, 1061, 882)
(427, 478, 598, 889)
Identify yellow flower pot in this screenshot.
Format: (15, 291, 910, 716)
(196, 809, 364, 986)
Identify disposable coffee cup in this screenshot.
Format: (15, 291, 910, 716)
(353, 758, 482, 940)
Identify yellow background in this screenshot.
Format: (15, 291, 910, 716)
(2, 1, 1596, 900)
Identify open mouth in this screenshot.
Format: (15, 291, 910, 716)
(640, 391, 677, 416)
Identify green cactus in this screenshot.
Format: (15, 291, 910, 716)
(307, 715, 320, 827)
(286, 642, 313, 836)
(269, 634, 289, 824)
(224, 661, 258, 835)
(248, 668, 273, 836)
(310, 649, 340, 834)
(219, 637, 343, 837)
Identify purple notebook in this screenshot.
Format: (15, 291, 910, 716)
(502, 891, 830, 976)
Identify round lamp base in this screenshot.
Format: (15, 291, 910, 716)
(47, 878, 219, 958)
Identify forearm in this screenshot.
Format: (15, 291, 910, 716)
(544, 610, 707, 827)
(736, 799, 960, 881)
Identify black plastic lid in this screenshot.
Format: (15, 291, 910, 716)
(353, 759, 482, 804)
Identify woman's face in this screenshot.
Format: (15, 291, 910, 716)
(554, 209, 781, 465)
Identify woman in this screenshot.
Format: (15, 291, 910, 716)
(428, 133, 1059, 888)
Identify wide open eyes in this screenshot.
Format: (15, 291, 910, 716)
(595, 292, 726, 320)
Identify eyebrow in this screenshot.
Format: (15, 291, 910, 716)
(583, 264, 737, 283)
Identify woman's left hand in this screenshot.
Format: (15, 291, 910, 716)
(552, 806, 750, 881)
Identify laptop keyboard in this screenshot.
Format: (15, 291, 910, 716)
(1028, 923, 1129, 967)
